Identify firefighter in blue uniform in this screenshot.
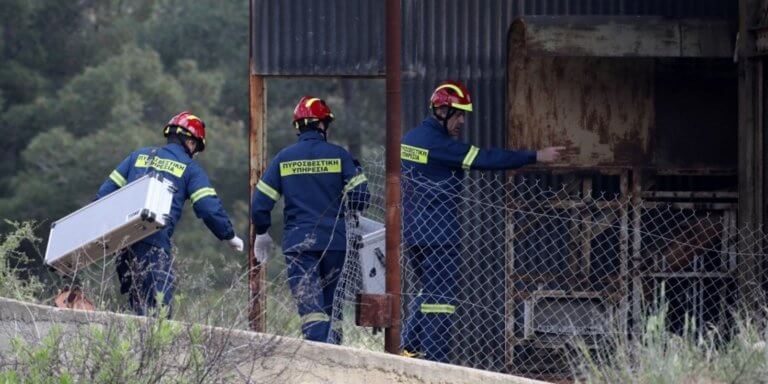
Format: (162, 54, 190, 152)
(400, 80, 564, 362)
(96, 111, 243, 316)
(251, 96, 370, 344)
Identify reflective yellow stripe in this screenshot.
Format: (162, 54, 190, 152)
(343, 174, 368, 194)
(434, 84, 473, 111)
(190, 187, 216, 204)
(301, 312, 330, 324)
(462, 146, 480, 170)
(420, 304, 455, 314)
(109, 170, 127, 187)
(256, 180, 280, 201)
(435, 83, 465, 98)
(135, 155, 187, 177)
(279, 158, 341, 176)
(451, 102, 473, 112)
(401, 144, 429, 164)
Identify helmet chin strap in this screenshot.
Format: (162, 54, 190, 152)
(319, 120, 331, 139)
(433, 107, 456, 131)
(180, 138, 198, 157)
(182, 139, 197, 157)
(167, 127, 200, 157)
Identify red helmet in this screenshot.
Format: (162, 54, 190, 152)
(429, 80, 473, 112)
(164, 111, 206, 152)
(293, 96, 335, 129)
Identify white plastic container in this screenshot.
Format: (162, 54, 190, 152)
(357, 217, 386, 294)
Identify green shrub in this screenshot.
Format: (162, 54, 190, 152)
(0, 305, 261, 383)
(572, 306, 768, 384)
(0, 220, 43, 301)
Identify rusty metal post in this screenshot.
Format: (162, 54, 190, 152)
(248, 0, 267, 332)
(248, 73, 267, 332)
(384, 0, 402, 355)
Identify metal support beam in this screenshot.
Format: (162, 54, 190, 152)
(248, 73, 267, 332)
(384, 0, 402, 355)
(738, 0, 764, 311)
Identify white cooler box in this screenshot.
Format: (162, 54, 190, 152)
(45, 173, 175, 276)
(357, 217, 386, 294)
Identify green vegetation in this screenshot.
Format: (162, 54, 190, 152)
(0, 221, 43, 301)
(0, 308, 255, 383)
(573, 306, 768, 384)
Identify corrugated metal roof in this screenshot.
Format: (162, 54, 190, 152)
(251, 0, 385, 76)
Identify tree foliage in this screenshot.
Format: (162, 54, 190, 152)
(0, 0, 384, 295)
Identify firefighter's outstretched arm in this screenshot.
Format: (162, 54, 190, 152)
(429, 137, 535, 171)
(429, 136, 564, 171)
(187, 164, 239, 249)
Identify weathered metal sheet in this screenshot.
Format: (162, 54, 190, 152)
(507, 55, 654, 166)
(355, 293, 393, 328)
(250, 0, 385, 76)
(514, 17, 733, 58)
(506, 40, 737, 169)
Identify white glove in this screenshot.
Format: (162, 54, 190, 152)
(226, 235, 244, 252)
(253, 233, 274, 263)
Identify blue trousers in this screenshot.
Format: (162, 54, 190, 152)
(401, 245, 460, 363)
(285, 250, 346, 343)
(116, 242, 175, 317)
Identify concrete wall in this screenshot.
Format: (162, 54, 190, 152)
(0, 297, 550, 384)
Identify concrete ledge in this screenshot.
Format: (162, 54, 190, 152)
(0, 297, 550, 384)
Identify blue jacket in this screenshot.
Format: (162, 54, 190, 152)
(251, 130, 370, 252)
(401, 116, 536, 246)
(96, 143, 236, 252)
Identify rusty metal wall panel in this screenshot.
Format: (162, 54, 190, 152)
(251, 0, 385, 76)
(399, 0, 736, 147)
(505, 55, 738, 169)
(507, 56, 655, 166)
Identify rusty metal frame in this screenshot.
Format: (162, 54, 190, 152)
(505, 12, 747, 376)
(633, 168, 740, 336)
(505, 168, 632, 376)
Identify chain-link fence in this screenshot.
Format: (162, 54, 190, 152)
(320, 149, 766, 380)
